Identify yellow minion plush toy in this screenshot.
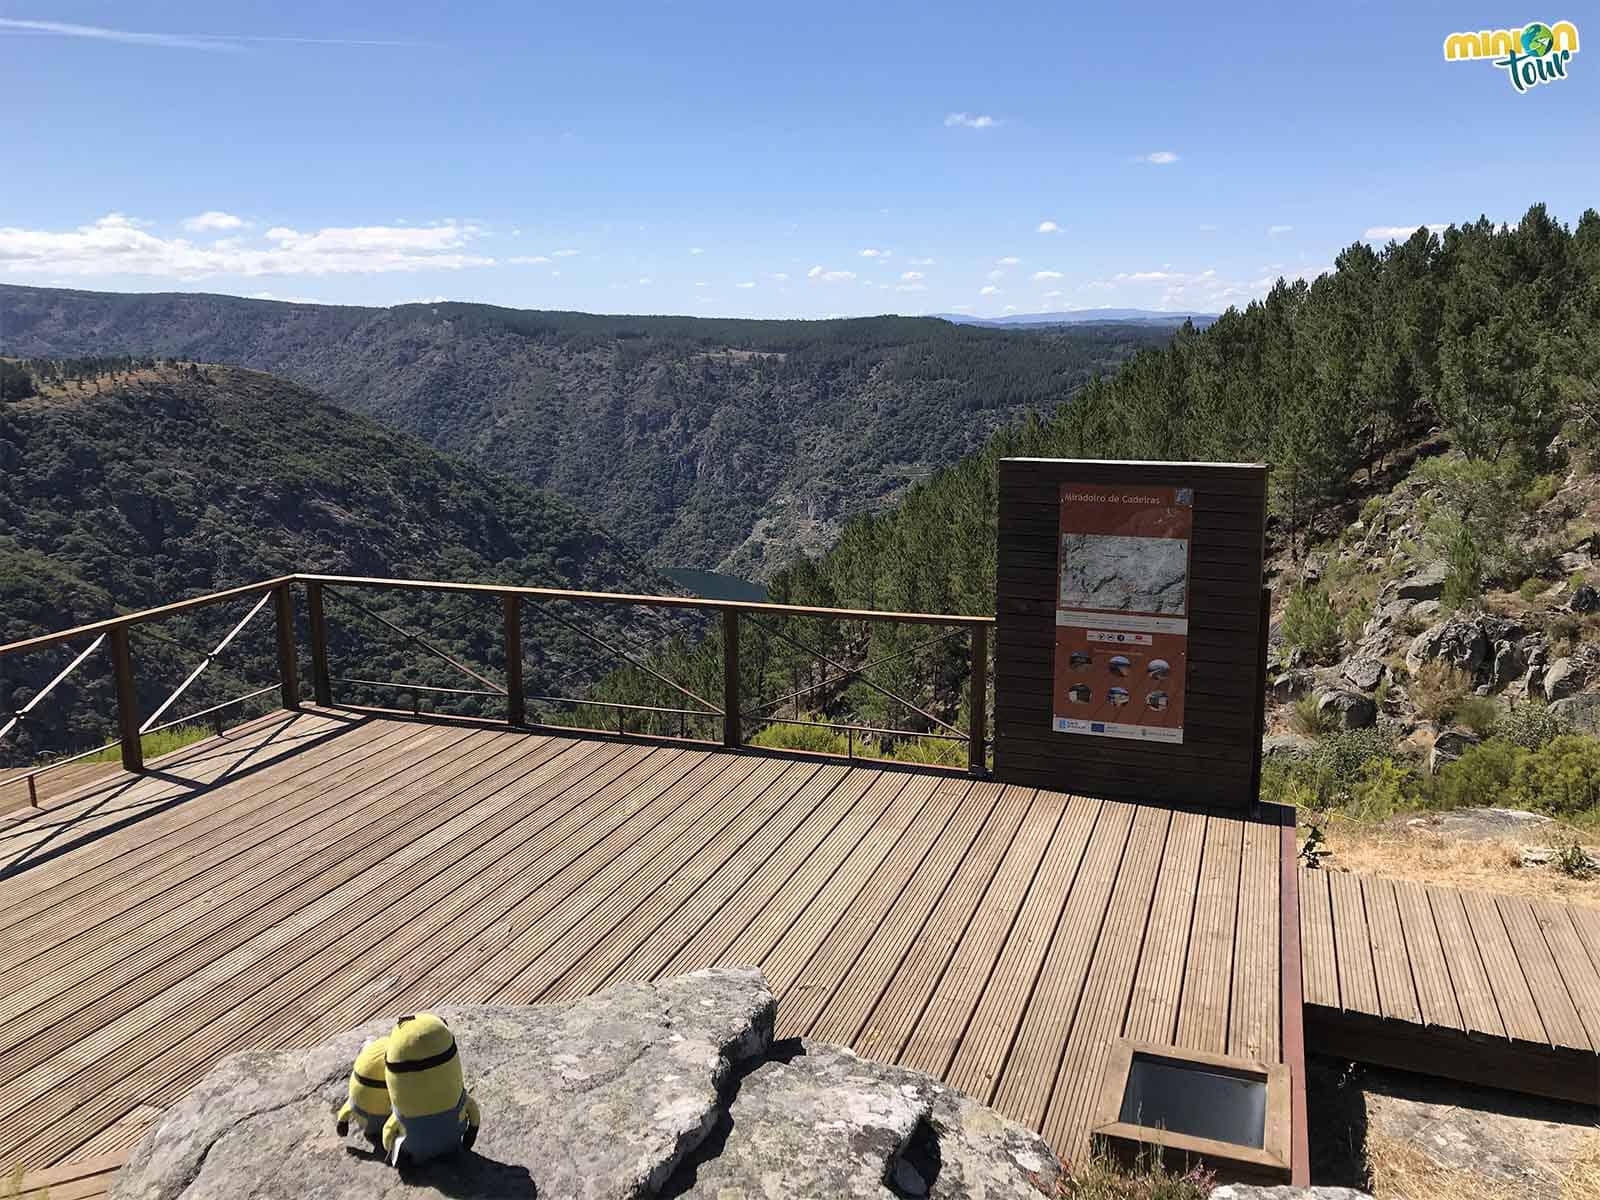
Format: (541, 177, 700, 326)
(334, 1036, 391, 1149)
(381, 1013, 481, 1167)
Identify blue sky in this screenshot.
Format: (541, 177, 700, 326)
(1, 2, 1594, 318)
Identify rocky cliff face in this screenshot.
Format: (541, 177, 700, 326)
(111, 969, 1062, 1200)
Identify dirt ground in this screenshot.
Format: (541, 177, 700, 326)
(1306, 1055, 1600, 1199)
(1309, 813, 1600, 906)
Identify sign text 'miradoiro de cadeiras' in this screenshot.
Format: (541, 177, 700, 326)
(1052, 483, 1192, 744)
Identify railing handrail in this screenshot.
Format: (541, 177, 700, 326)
(0, 572, 994, 660)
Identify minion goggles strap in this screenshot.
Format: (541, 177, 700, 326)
(386, 1042, 458, 1073)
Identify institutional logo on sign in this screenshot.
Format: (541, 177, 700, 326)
(1443, 20, 1579, 92)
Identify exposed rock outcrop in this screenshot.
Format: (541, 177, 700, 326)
(1316, 689, 1376, 730)
(110, 970, 1062, 1200)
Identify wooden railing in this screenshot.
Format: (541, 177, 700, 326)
(0, 573, 994, 800)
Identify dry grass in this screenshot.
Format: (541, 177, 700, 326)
(1311, 819, 1600, 906)
(1366, 1128, 1600, 1200)
(1367, 1132, 1526, 1199)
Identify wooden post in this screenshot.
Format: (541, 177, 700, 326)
(108, 625, 143, 772)
(722, 608, 741, 749)
(503, 594, 525, 727)
(306, 581, 332, 706)
(273, 583, 300, 711)
(968, 623, 988, 776)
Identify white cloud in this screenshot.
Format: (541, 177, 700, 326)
(1003, 305, 1018, 313)
(689, 246, 705, 255)
(1037, 220, 1060, 234)
(895, 282, 926, 292)
(0, 17, 415, 50)
(1042, 289, 1063, 298)
(182, 210, 246, 233)
(1140, 151, 1179, 165)
(980, 284, 1000, 295)
(770, 272, 789, 282)
(1362, 223, 1447, 241)
(986, 268, 1005, 282)
(1032, 270, 1063, 281)
(907, 256, 936, 266)
(0, 213, 495, 278)
(249, 291, 319, 304)
(944, 112, 997, 129)
(997, 256, 1020, 265)
(552, 248, 580, 257)
(807, 265, 855, 282)
(859, 247, 890, 258)
(1267, 224, 1294, 235)
(507, 254, 551, 265)
(1198, 223, 1219, 232)
(900, 271, 925, 281)
(638, 277, 653, 285)
(736, 280, 756, 288)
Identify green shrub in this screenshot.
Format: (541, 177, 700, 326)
(1453, 695, 1500, 737)
(1433, 739, 1527, 809)
(1499, 702, 1569, 751)
(1347, 757, 1416, 818)
(1440, 519, 1484, 611)
(1522, 472, 1561, 510)
(1512, 735, 1600, 814)
(1282, 584, 1343, 664)
(888, 735, 964, 766)
(1408, 661, 1472, 725)
(84, 723, 213, 763)
(1062, 1153, 1214, 1200)
(1548, 831, 1595, 879)
(1519, 577, 1547, 603)
(1314, 723, 1401, 785)
(1290, 695, 1339, 738)
(1340, 597, 1373, 647)
(748, 714, 851, 756)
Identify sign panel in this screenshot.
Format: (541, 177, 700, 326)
(1052, 483, 1193, 743)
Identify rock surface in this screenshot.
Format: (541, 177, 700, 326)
(1550, 691, 1600, 734)
(1316, 689, 1376, 730)
(111, 970, 1061, 1200)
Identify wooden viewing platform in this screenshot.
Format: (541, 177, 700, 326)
(1299, 866, 1600, 1105)
(0, 706, 1297, 1178)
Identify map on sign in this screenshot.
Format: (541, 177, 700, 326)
(1052, 484, 1193, 744)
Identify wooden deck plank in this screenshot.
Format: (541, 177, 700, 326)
(1297, 868, 1339, 1010)
(1362, 874, 1423, 1025)
(1497, 894, 1592, 1052)
(894, 794, 1064, 1075)
(539, 760, 845, 1005)
(655, 767, 900, 977)
(250, 747, 721, 1067)
(941, 793, 1103, 1094)
(1530, 900, 1600, 1051)
(764, 774, 948, 1025)
(991, 801, 1143, 1123)
(1229, 815, 1281, 1063)
(0, 716, 419, 946)
(584, 763, 856, 994)
(0, 725, 515, 1057)
(803, 780, 1007, 1044)
(1568, 904, 1600, 978)
(1392, 878, 1463, 1032)
(1036, 805, 1170, 1159)
(1175, 815, 1245, 1054)
(1427, 884, 1506, 1039)
(496, 757, 819, 1004)
(1458, 888, 1548, 1046)
(0, 720, 460, 977)
(1324, 869, 1380, 1018)
(0, 735, 630, 1167)
(767, 777, 978, 1036)
(0, 716, 1293, 1175)
(848, 785, 1033, 1060)
(1121, 807, 1206, 1046)
(0, 710, 354, 880)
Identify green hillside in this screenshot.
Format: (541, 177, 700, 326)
(0, 360, 681, 765)
(0, 289, 1170, 577)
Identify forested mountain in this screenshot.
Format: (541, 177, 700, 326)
(0, 288, 1170, 577)
(0, 360, 681, 764)
(570, 206, 1600, 759)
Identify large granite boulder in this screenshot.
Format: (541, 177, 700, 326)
(1550, 691, 1600, 734)
(1406, 618, 1490, 676)
(110, 969, 1061, 1200)
(1316, 689, 1376, 730)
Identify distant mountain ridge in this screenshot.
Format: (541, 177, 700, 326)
(0, 359, 681, 763)
(0, 284, 1174, 579)
(934, 308, 1217, 328)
